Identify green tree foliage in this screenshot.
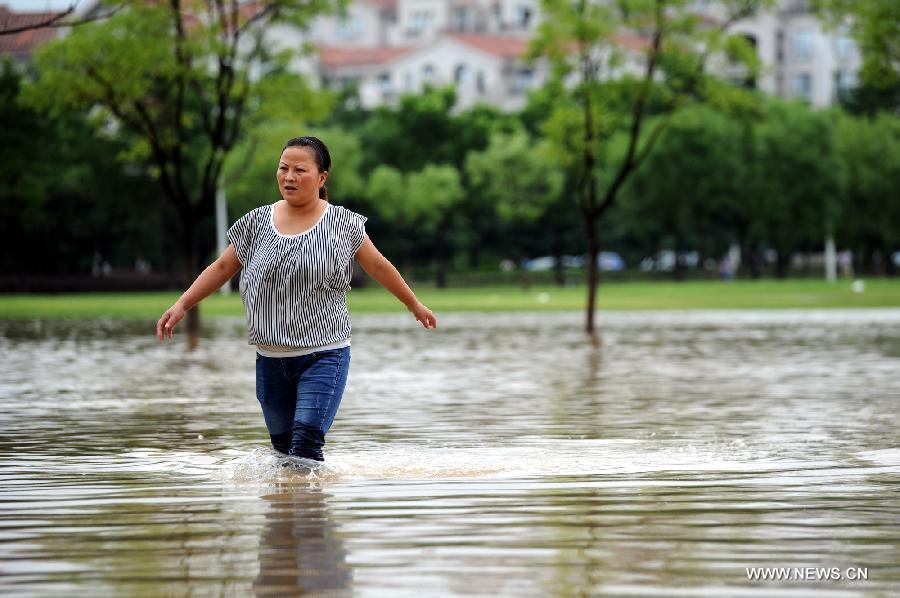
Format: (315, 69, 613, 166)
(367, 164, 462, 232)
(364, 163, 463, 286)
(465, 128, 565, 285)
(750, 100, 843, 277)
(0, 60, 165, 279)
(615, 106, 746, 272)
(465, 128, 563, 223)
(833, 112, 900, 274)
(815, 0, 900, 109)
(21, 0, 340, 345)
(528, 0, 771, 332)
(358, 85, 459, 173)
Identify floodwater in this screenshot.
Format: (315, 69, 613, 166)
(0, 309, 898, 596)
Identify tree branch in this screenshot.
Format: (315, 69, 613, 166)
(0, 3, 123, 36)
(595, 0, 666, 218)
(169, 0, 192, 213)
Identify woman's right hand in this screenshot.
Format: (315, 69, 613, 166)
(157, 302, 187, 340)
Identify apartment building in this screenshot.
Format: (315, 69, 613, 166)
(317, 33, 547, 111)
(728, 0, 860, 107)
(308, 0, 860, 111)
(0, 0, 860, 112)
(0, 5, 63, 67)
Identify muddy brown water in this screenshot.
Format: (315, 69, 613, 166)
(0, 310, 898, 596)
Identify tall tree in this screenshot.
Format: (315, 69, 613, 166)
(0, 60, 165, 280)
(833, 112, 900, 274)
(528, 0, 769, 335)
(749, 100, 843, 277)
(615, 105, 747, 278)
(22, 0, 340, 348)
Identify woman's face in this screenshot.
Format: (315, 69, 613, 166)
(276, 146, 328, 205)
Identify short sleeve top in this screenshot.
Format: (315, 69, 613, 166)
(226, 202, 368, 348)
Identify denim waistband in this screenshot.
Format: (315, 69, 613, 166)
(255, 337, 351, 358)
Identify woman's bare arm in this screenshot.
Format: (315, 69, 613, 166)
(355, 234, 436, 329)
(156, 244, 242, 340)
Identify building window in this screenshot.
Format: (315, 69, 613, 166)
(452, 7, 469, 31)
(476, 70, 486, 94)
(454, 64, 469, 84)
(335, 15, 363, 40)
(404, 71, 413, 90)
(792, 72, 812, 102)
(377, 72, 391, 93)
(423, 63, 435, 83)
(776, 29, 785, 62)
(409, 10, 433, 34)
(833, 70, 856, 99)
(790, 29, 815, 60)
(514, 67, 533, 93)
(516, 5, 532, 27)
(834, 33, 854, 60)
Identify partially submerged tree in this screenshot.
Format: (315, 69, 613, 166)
(24, 0, 341, 348)
(528, 0, 770, 335)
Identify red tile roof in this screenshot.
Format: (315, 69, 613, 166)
(360, 0, 397, 9)
(449, 33, 531, 59)
(0, 6, 63, 56)
(611, 32, 651, 52)
(317, 45, 415, 67)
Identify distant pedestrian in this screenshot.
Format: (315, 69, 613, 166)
(156, 136, 436, 463)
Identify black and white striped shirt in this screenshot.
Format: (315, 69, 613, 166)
(226, 202, 367, 349)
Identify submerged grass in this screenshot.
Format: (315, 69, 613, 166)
(1, 279, 898, 319)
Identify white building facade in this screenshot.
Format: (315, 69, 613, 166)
(729, 0, 861, 108)
(300, 0, 860, 112)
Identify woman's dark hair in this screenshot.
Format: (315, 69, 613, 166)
(282, 136, 331, 201)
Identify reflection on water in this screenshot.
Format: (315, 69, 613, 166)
(255, 479, 351, 597)
(0, 310, 898, 595)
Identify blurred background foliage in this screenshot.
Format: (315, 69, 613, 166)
(1, 0, 898, 290)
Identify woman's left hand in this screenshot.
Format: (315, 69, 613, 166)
(410, 302, 437, 329)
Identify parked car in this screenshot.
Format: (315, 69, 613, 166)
(640, 250, 699, 272)
(521, 253, 624, 272)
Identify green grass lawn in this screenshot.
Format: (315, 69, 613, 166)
(0, 279, 898, 319)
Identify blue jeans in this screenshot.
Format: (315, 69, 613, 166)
(255, 346, 350, 461)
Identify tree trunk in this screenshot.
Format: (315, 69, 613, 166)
(553, 251, 566, 286)
(435, 219, 449, 288)
(872, 249, 885, 276)
(748, 246, 763, 279)
(467, 245, 479, 270)
(585, 212, 598, 336)
(183, 226, 200, 351)
(775, 251, 790, 279)
(885, 245, 897, 276)
(518, 252, 530, 290)
(435, 254, 447, 289)
(673, 248, 687, 281)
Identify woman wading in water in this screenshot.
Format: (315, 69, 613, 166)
(156, 136, 437, 463)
